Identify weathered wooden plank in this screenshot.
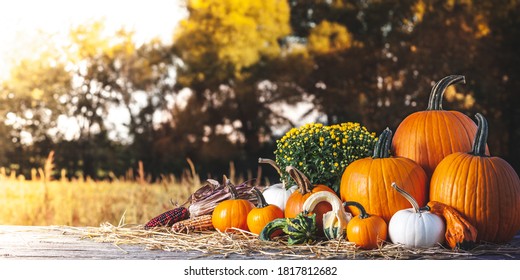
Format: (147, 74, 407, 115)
(1, 225, 520, 260)
(0, 225, 225, 260)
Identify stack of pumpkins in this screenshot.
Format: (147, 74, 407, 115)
(255, 75, 520, 250)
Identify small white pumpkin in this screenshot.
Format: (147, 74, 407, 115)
(262, 183, 298, 212)
(388, 182, 445, 248)
(258, 158, 297, 212)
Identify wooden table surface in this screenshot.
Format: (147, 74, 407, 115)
(0, 225, 212, 260)
(1, 225, 520, 260)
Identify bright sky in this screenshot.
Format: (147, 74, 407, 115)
(0, 0, 188, 79)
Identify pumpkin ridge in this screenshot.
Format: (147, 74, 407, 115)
(483, 157, 499, 240)
(230, 199, 237, 229)
(434, 112, 448, 169)
(441, 113, 460, 156)
(487, 157, 516, 241)
(415, 113, 426, 161)
(386, 158, 405, 218)
(424, 111, 440, 176)
(446, 154, 465, 209)
(464, 155, 476, 228)
(366, 158, 375, 217)
(375, 159, 387, 218)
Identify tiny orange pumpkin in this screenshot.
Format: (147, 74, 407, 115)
(247, 187, 284, 235)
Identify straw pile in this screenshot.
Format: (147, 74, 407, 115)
(67, 223, 520, 260)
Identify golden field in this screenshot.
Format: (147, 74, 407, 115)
(0, 162, 203, 227)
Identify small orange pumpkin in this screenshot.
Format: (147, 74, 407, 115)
(344, 201, 387, 249)
(430, 113, 520, 243)
(212, 180, 254, 232)
(340, 128, 427, 223)
(284, 166, 335, 231)
(247, 187, 284, 235)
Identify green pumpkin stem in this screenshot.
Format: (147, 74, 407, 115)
(391, 182, 421, 214)
(344, 201, 370, 219)
(471, 113, 489, 156)
(427, 75, 466, 111)
(286, 166, 312, 194)
(372, 128, 393, 158)
(252, 187, 269, 208)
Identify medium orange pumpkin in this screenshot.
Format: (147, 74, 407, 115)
(344, 201, 387, 249)
(246, 187, 284, 235)
(212, 181, 254, 232)
(340, 128, 427, 223)
(430, 113, 520, 243)
(284, 166, 336, 231)
(392, 75, 486, 181)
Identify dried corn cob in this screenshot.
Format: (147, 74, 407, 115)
(144, 207, 189, 229)
(171, 214, 214, 233)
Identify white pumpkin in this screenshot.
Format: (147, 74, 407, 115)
(388, 183, 445, 248)
(258, 158, 297, 211)
(262, 183, 298, 212)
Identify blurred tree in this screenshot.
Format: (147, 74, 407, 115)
(0, 36, 71, 174)
(167, 0, 299, 175)
(284, 0, 520, 171)
(0, 20, 173, 178)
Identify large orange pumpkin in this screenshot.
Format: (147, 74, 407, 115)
(430, 113, 520, 243)
(284, 166, 336, 231)
(340, 128, 427, 223)
(392, 75, 486, 181)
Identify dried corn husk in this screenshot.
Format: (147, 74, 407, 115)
(186, 177, 262, 217)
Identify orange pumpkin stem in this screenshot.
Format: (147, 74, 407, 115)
(426, 201, 478, 249)
(427, 75, 466, 111)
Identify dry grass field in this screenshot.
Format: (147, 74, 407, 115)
(0, 156, 207, 226)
